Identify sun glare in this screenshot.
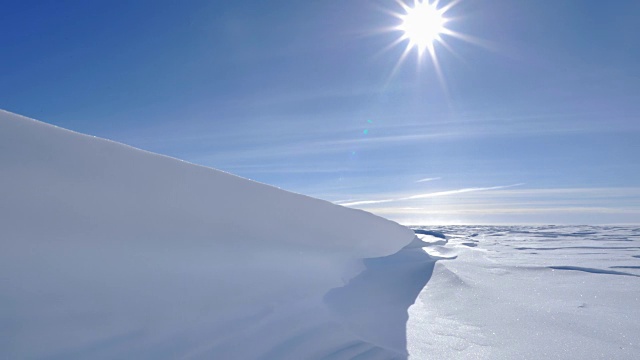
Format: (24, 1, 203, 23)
(382, 0, 469, 81)
(397, 1, 446, 56)
(380, 0, 485, 85)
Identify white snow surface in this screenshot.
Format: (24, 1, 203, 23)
(408, 225, 640, 359)
(0, 110, 421, 359)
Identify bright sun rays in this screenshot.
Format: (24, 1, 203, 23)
(381, 0, 472, 82)
(397, 0, 447, 58)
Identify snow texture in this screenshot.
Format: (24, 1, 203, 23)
(0, 110, 422, 359)
(408, 225, 640, 359)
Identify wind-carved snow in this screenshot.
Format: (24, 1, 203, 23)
(0, 110, 431, 359)
(408, 225, 640, 359)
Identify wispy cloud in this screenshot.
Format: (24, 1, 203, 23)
(366, 206, 640, 216)
(189, 131, 456, 165)
(347, 186, 640, 225)
(339, 183, 524, 207)
(404, 184, 525, 200)
(416, 177, 441, 183)
(337, 199, 395, 206)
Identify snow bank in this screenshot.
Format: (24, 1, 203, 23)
(0, 110, 421, 359)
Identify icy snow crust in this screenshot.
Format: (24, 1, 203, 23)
(0, 110, 422, 359)
(408, 225, 640, 359)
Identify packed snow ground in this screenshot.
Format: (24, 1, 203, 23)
(408, 225, 640, 359)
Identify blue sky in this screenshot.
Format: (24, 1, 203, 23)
(2, 0, 639, 224)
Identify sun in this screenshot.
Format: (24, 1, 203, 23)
(397, 0, 447, 57)
(382, 0, 466, 79)
(380, 0, 483, 83)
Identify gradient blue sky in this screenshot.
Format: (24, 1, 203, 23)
(2, 0, 639, 224)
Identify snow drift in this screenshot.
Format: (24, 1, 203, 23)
(0, 110, 426, 359)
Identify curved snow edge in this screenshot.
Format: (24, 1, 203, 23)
(0, 109, 418, 359)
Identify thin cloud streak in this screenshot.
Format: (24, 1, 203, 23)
(416, 177, 441, 183)
(121, 110, 640, 168)
(475, 187, 640, 197)
(344, 186, 640, 225)
(339, 183, 524, 207)
(191, 131, 455, 164)
(405, 184, 525, 200)
(367, 206, 640, 216)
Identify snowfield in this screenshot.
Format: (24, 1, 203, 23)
(2, 110, 639, 359)
(408, 225, 640, 359)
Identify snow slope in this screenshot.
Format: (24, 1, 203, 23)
(0, 110, 424, 359)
